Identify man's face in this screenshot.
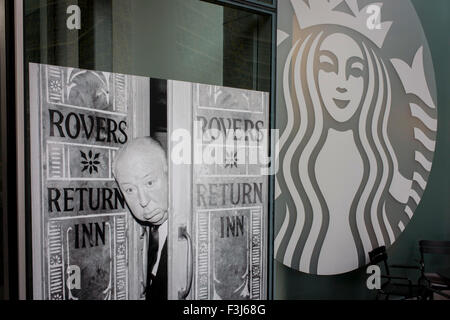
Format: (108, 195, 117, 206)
(114, 145, 168, 226)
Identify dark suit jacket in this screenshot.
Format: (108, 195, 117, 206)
(145, 239, 167, 300)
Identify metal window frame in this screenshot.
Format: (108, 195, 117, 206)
(1, 0, 21, 300)
(240, 0, 277, 10)
(14, 0, 27, 300)
(213, 0, 277, 10)
(0, 0, 9, 300)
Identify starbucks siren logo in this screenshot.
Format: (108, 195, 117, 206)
(275, 0, 438, 275)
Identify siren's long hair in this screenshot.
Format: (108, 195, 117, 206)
(275, 26, 400, 274)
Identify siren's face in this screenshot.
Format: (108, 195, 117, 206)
(318, 33, 365, 123)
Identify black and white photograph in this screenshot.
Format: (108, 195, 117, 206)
(28, 63, 269, 300)
(1, 0, 450, 307)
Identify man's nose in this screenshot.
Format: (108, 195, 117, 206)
(137, 187, 149, 208)
(337, 87, 348, 93)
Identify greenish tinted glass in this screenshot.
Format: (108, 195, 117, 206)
(24, 0, 272, 91)
(254, 0, 274, 5)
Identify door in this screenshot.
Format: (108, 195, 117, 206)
(29, 63, 150, 299)
(168, 81, 269, 300)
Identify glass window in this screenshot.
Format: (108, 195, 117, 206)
(24, 0, 271, 91)
(23, 0, 273, 300)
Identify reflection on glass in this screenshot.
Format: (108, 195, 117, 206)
(24, 0, 271, 91)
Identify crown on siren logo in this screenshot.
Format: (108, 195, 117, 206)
(291, 0, 392, 47)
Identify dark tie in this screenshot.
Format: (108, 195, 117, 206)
(146, 226, 159, 287)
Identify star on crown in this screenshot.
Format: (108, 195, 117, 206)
(291, 0, 392, 48)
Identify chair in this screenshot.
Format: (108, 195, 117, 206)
(418, 240, 450, 300)
(368, 246, 424, 300)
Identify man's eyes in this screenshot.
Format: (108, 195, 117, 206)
(125, 187, 136, 194)
(122, 179, 156, 194)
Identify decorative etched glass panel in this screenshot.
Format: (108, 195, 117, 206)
(168, 81, 269, 300)
(30, 63, 150, 300)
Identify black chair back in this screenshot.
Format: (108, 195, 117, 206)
(369, 246, 390, 275)
(419, 240, 450, 274)
(419, 240, 450, 254)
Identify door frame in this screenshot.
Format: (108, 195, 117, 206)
(1, 0, 22, 300)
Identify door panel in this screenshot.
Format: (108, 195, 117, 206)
(169, 81, 269, 300)
(167, 81, 193, 299)
(29, 63, 150, 300)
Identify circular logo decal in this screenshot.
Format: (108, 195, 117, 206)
(275, 0, 438, 275)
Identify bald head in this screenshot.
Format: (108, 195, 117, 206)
(113, 137, 168, 226)
(113, 137, 167, 178)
